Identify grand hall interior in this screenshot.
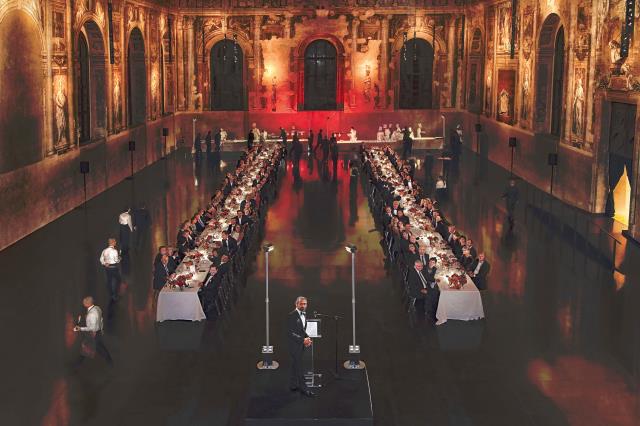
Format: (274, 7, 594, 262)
(0, 0, 639, 425)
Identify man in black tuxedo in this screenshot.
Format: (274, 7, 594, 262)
(408, 260, 430, 314)
(469, 253, 490, 290)
(199, 265, 220, 317)
(237, 210, 253, 227)
(286, 296, 315, 397)
(424, 258, 440, 322)
(220, 231, 238, 255)
(153, 255, 175, 291)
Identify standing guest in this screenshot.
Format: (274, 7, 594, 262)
(291, 132, 303, 162)
(118, 208, 133, 254)
(450, 125, 464, 159)
(322, 133, 330, 160)
(205, 130, 212, 153)
(308, 129, 314, 152)
(501, 178, 519, 231)
(73, 296, 112, 366)
(280, 127, 287, 145)
(194, 132, 202, 157)
(214, 128, 222, 152)
(402, 127, 413, 159)
(99, 238, 121, 302)
(247, 128, 255, 150)
(469, 253, 490, 290)
(330, 133, 339, 162)
(286, 296, 315, 397)
(315, 129, 324, 153)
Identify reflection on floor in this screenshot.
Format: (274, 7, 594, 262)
(0, 148, 637, 426)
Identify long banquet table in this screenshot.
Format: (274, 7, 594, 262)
(156, 143, 282, 322)
(367, 148, 485, 325)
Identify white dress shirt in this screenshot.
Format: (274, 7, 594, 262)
(100, 246, 120, 266)
(296, 309, 306, 329)
(119, 211, 133, 231)
(473, 260, 484, 275)
(80, 305, 103, 332)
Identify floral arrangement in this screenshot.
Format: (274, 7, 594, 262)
(448, 273, 467, 290)
(168, 273, 193, 290)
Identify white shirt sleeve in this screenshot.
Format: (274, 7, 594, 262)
(80, 308, 102, 332)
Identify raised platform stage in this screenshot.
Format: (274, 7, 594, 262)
(245, 362, 374, 426)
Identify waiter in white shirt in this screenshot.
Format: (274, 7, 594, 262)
(119, 208, 134, 254)
(73, 296, 113, 365)
(99, 238, 121, 302)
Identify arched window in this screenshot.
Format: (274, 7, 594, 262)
(127, 28, 146, 126)
(535, 14, 565, 136)
(210, 38, 245, 111)
(76, 20, 106, 144)
(399, 38, 434, 109)
(304, 40, 337, 110)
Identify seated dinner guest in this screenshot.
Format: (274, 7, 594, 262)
(199, 265, 220, 317)
(154, 255, 176, 291)
(408, 260, 438, 321)
(220, 230, 238, 255)
(469, 253, 490, 290)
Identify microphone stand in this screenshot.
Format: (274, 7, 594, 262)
(314, 311, 343, 379)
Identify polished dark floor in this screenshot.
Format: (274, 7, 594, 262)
(0, 147, 638, 426)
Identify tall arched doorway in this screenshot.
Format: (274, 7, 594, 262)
(304, 40, 337, 110)
(76, 20, 106, 144)
(127, 28, 146, 126)
(0, 10, 44, 172)
(399, 38, 434, 109)
(535, 14, 565, 136)
(210, 39, 245, 111)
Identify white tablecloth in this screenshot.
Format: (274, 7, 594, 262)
(435, 280, 485, 325)
(156, 286, 206, 322)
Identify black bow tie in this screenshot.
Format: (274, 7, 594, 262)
(299, 312, 305, 316)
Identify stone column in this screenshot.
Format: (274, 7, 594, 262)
(380, 16, 390, 110)
(253, 15, 262, 110)
(175, 16, 184, 111)
(350, 17, 360, 109)
(186, 17, 195, 110)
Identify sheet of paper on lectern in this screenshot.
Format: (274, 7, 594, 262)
(306, 320, 319, 338)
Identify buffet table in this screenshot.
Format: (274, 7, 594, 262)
(367, 148, 485, 325)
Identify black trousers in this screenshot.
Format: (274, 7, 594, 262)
(289, 346, 307, 390)
(76, 331, 113, 366)
(104, 266, 121, 301)
(119, 225, 131, 253)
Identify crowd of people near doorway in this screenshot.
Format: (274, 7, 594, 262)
(362, 144, 490, 321)
(153, 142, 285, 319)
